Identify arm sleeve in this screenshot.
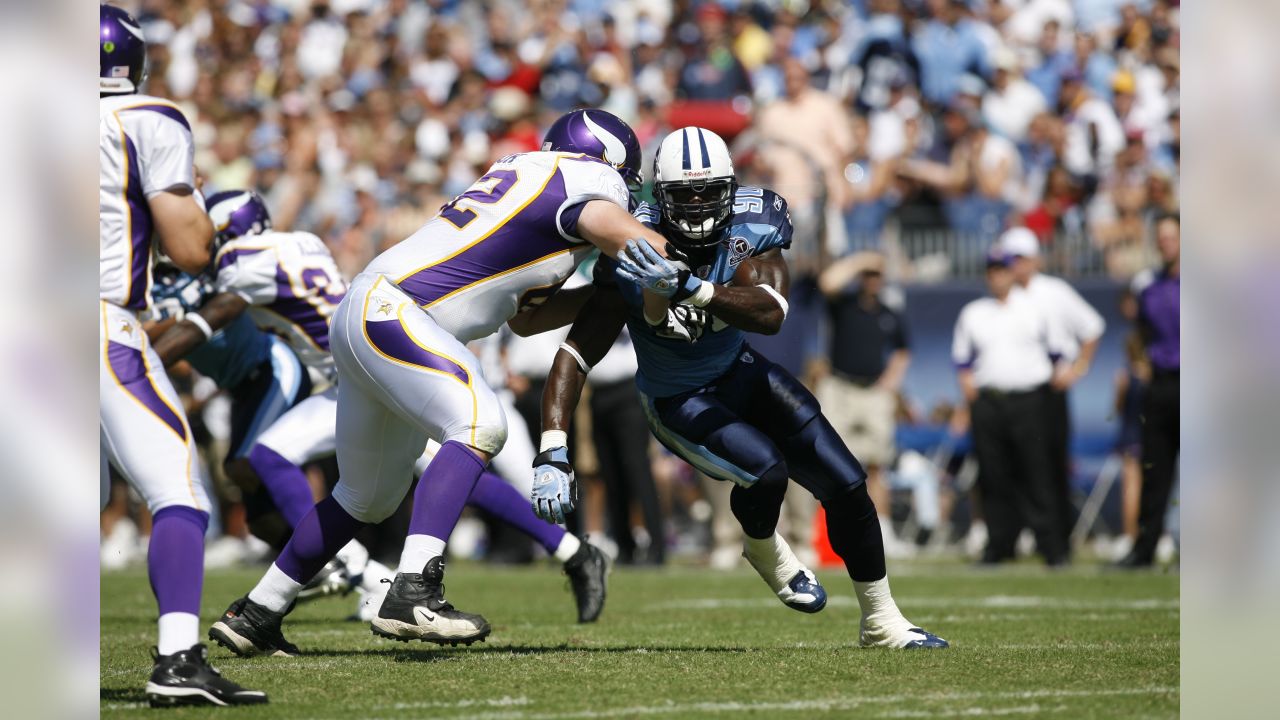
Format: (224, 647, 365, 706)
(892, 311, 910, 351)
(138, 111, 196, 198)
(1057, 280, 1106, 343)
(753, 190, 794, 252)
(213, 245, 280, 305)
(555, 158, 631, 243)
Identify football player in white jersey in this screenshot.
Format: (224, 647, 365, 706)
(150, 190, 379, 603)
(98, 5, 265, 707)
(209, 109, 672, 653)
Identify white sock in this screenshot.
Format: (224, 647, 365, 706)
(554, 533, 582, 563)
(742, 533, 804, 593)
(742, 533, 777, 561)
(398, 534, 446, 574)
(359, 559, 395, 593)
(248, 563, 304, 613)
(157, 612, 199, 656)
(853, 576, 906, 622)
(335, 539, 370, 576)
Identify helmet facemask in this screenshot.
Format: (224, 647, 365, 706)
(655, 177, 738, 253)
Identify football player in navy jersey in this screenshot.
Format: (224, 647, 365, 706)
(535, 127, 947, 649)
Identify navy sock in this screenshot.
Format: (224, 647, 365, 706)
(822, 483, 887, 582)
(729, 461, 789, 540)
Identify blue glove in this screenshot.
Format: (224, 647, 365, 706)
(615, 239, 703, 301)
(531, 447, 576, 524)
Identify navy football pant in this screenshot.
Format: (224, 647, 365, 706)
(642, 345, 886, 581)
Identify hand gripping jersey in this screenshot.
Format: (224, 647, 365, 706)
(364, 151, 630, 342)
(213, 230, 346, 374)
(100, 93, 196, 309)
(597, 186, 792, 398)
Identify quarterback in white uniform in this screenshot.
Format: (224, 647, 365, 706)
(209, 109, 672, 654)
(98, 4, 265, 708)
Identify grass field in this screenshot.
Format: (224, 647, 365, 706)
(101, 561, 1178, 719)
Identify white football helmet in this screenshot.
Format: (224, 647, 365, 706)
(652, 127, 737, 250)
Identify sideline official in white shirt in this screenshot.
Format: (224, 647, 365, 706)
(953, 249, 1069, 566)
(1000, 227, 1105, 551)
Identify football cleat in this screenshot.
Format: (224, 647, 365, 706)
(564, 542, 610, 623)
(296, 558, 353, 604)
(370, 558, 491, 645)
(859, 618, 950, 649)
(742, 533, 827, 613)
(145, 643, 268, 707)
(208, 597, 300, 657)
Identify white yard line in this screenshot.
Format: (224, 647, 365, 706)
(648, 595, 1179, 611)
(361, 686, 1177, 720)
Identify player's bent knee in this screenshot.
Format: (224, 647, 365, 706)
(331, 481, 400, 524)
(451, 421, 507, 458)
(755, 459, 790, 490)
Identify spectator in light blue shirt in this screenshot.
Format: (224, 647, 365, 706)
(1074, 31, 1118, 104)
(1025, 19, 1074, 107)
(912, 0, 992, 106)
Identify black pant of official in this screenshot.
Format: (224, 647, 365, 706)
(590, 379, 665, 564)
(971, 386, 1066, 565)
(1045, 388, 1075, 550)
(1129, 370, 1179, 564)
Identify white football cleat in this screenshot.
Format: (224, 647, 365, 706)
(742, 533, 827, 613)
(859, 614, 949, 649)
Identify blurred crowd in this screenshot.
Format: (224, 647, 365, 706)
(129, 0, 1178, 281)
(103, 0, 1180, 570)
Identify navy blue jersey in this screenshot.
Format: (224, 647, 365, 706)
(185, 313, 273, 389)
(596, 186, 792, 398)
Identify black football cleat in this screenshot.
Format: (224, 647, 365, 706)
(564, 542, 609, 623)
(208, 596, 300, 658)
(370, 557, 491, 645)
(145, 643, 268, 707)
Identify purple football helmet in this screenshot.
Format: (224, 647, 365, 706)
(100, 4, 148, 95)
(207, 190, 273, 249)
(542, 109, 643, 190)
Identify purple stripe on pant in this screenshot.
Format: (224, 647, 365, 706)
(123, 135, 151, 311)
(106, 340, 187, 440)
(364, 315, 471, 385)
(149, 506, 209, 616)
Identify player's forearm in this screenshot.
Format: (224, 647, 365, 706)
(507, 285, 596, 337)
(152, 321, 210, 367)
(703, 285, 786, 334)
(1074, 338, 1100, 376)
(957, 370, 977, 405)
(542, 352, 588, 435)
(878, 350, 910, 391)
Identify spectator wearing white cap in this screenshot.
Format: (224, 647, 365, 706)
(1000, 226, 1106, 551)
(953, 248, 1069, 566)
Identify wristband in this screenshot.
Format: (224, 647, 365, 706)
(686, 280, 715, 308)
(184, 313, 214, 340)
(756, 284, 789, 320)
(540, 430, 569, 453)
(559, 342, 591, 374)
